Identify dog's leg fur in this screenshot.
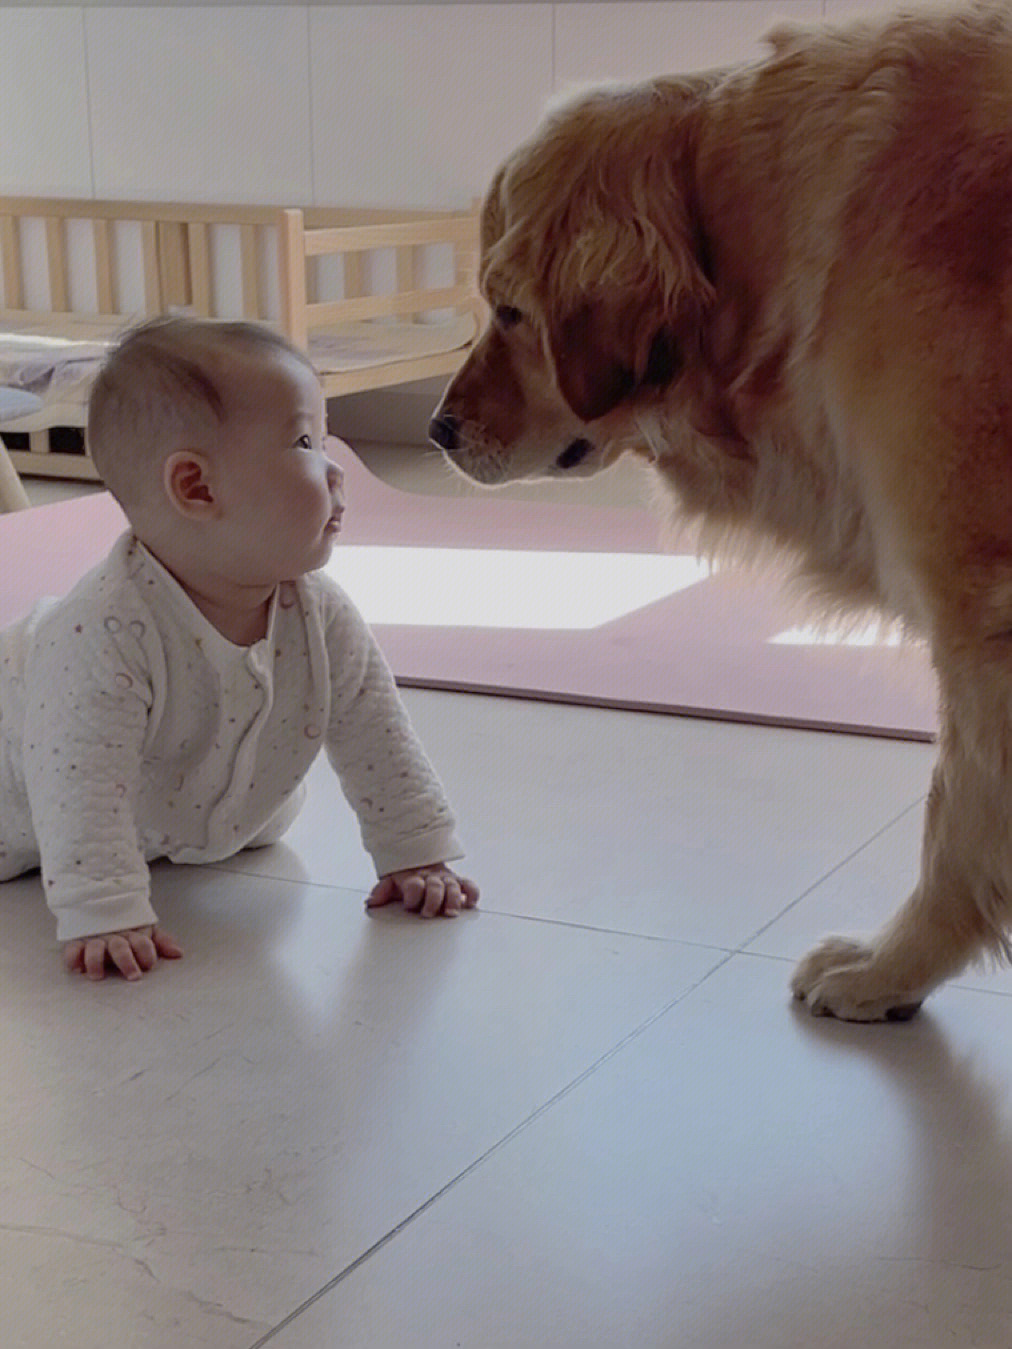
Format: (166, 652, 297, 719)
(793, 642, 1012, 1020)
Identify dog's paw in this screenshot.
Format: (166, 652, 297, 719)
(791, 936, 923, 1022)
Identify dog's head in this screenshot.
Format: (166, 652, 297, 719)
(431, 79, 717, 485)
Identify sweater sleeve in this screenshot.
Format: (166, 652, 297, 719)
(23, 606, 158, 942)
(319, 582, 464, 876)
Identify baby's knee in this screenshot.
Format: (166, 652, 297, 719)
(246, 783, 307, 849)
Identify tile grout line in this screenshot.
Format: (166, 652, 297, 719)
(247, 947, 735, 1348)
(468, 906, 732, 953)
(736, 795, 927, 954)
(205, 861, 733, 953)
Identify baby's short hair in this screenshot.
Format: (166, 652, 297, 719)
(86, 315, 317, 509)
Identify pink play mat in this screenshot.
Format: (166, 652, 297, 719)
(0, 449, 938, 741)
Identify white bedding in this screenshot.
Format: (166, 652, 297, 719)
(0, 312, 477, 428)
(307, 313, 476, 374)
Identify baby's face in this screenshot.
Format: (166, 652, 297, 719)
(207, 350, 346, 585)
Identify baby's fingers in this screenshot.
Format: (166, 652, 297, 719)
(62, 940, 86, 975)
(458, 876, 480, 909)
(399, 874, 429, 914)
(365, 876, 399, 909)
(420, 875, 451, 918)
(63, 924, 183, 982)
(366, 869, 479, 918)
(433, 874, 480, 916)
(436, 879, 465, 917)
(111, 927, 182, 977)
(152, 926, 184, 960)
(80, 936, 116, 981)
(106, 934, 146, 981)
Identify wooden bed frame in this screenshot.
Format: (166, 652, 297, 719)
(0, 195, 483, 493)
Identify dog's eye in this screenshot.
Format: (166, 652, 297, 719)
(495, 305, 524, 328)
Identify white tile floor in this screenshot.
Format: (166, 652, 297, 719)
(6, 461, 1012, 1348)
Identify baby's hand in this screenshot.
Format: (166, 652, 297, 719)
(63, 924, 184, 982)
(366, 864, 480, 919)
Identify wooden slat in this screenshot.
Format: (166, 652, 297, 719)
(454, 227, 486, 323)
(93, 219, 116, 313)
(45, 217, 69, 311)
(307, 284, 471, 327)
(158, 221, 190, 309)
(303, 205, 448, 228)
(343, 251, 365, 299)
(456, 204, 480, 286)
(277, 208, 307, 347)
(141, 220, 162, 312)
(0, 196, 282, 227)
(396, 245, 417, 301)
(1, 217, 23, 309)
(186, 222, 212, 315)
(8, 448, 100, 481)
(0, 306, 127, 327)
(0, 195, 475, 231)
(240, 224, 260, 318)
(304, 216, 477, 257)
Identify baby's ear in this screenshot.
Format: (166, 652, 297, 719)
(164, 451, 216, 515)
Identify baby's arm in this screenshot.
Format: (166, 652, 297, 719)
(322, 586, 477, 915)
(22, 608, 169, 971)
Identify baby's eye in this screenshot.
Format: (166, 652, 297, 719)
(295, 434, 314, 450)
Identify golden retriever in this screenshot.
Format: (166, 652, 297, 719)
(430, 2, 1012, 1021)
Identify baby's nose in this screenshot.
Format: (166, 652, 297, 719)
(327, 460, 346, 502)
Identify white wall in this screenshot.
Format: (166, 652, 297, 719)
(2, 1, 914, 208)
(0, 0, 911, 440)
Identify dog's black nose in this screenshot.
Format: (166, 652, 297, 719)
(556, 438, 593, 470)
(428, 414, 460, 451)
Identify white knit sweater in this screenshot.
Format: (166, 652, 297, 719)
(0, 533, 463, 940)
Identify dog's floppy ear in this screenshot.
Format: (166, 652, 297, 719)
(481, 84, 715, 421)
(531, 99, 712, 420)
(542, 197, 713, 422)
(547, 298, 684, 423)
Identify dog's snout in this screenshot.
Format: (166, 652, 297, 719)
(428, 414, 461, 451)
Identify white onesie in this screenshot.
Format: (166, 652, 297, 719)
(0, 533, 463, 941)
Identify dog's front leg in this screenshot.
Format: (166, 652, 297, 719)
(792, 651, 1012, 1020)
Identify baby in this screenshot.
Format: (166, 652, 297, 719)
(0, 316, 478, 981)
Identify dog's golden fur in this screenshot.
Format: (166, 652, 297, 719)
(431, 2, 1012, 1019)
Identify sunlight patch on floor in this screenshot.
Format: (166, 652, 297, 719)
(326, 546, 712, 629)
(770, 620, 904, 647)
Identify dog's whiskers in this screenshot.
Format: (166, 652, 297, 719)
(634, 415, 662, 464)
